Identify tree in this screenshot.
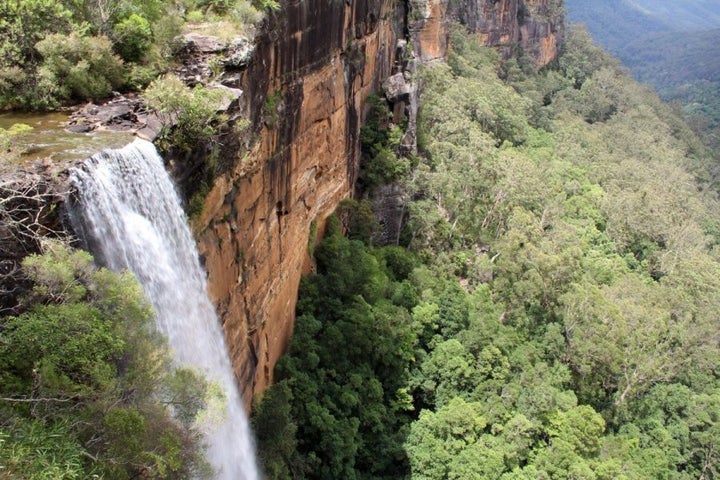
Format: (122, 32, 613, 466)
(143, 74, 230, 152)
(35, 33, 125, 105)
(562, 275, 720, 408)
(0, 241, 211, 478)
(406, 398, 487, 480)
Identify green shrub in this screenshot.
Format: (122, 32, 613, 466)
(151, 12, 185, 58)
(143, 74, 229, 152)
(186, 9, 206, 22)
(251, 0, 281, 11)
(126, 63, 161, 89)
(113, 14, 153, 62)
(35, 33, 125, 103)
(230, 1, 264, 26)
(194, 0, 237, 14)
(0, 241, 211, 478)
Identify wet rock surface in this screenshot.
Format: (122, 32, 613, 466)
(67, 93, 163, 140)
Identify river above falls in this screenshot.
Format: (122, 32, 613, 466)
(0, 111, 134, 163)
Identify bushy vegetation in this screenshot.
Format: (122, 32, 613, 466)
(143, 74, 229, 153)
(35, 33, 126, 108)
(0, 241, 214, 478)
(253, 216, 419, 479)
(0, 0, 267, 110)
(357, 95, 413, 193)
(253, 25, 720, 479)
(566, 1, 720, 155)
(618, 28, 720, 146)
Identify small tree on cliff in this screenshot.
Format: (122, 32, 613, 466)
(143, 74, 230, 153)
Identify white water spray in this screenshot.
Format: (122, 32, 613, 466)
(68, 139, 259, 480)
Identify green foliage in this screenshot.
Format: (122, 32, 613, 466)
(567, 2, 720, 148)
(252, 223, 418, 479)
(0, 420, 86, 479)
(0, 0, 260, 110)
(251, 381, 303, 479)
(358, 94, 412, 192)
(336, 198, 380, 245)
(263, 90, 282, 127)
(112, 14, 153, 62)
(558, 25, 619, 89)
(0, 0, 75, 109)
(406, 398, 488, 480)
(0, 0, 74, 68)
(251, 0, 281, 12)
(35, 33, 125, 106)
(193, 0, 238, 15)
(0, 0, 132, 109)
(143, 74, 229, 152)
(255, 24, 720, 480)
(0, 241, 211, 478)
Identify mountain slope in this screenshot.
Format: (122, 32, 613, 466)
(564, 0, 670, 53)
(628, 0, 720, 30)
(252, 26, 720, 480)
(566, 0, 720, 141)
(621, 28, 720, 88)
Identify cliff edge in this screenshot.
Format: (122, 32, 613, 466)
(192, 0, 563, 404)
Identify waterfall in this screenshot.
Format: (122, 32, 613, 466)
(68, 138, 259, 480)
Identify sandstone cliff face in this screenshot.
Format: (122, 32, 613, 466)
(412, 0, 562, 66)
(445, 0, 562, 65)
(193, 0, 563, 405)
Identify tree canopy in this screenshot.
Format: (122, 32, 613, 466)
(253, 25, 720, 480)
(0, 241, 214, 478)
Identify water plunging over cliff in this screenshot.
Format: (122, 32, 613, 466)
(68, 139, 259, 480)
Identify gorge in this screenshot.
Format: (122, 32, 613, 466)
(0, 0, 564, 475)
(6, 0, 720, 477)
(188, 0, 563, 404)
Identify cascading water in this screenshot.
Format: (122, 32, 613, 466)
(68, 138, 259, 480)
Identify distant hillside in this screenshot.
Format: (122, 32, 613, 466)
(620, 28, 720, 89)
(628, 0, 720, 30)
(565, 0, 720, 51)
(565, 0, 671, 53)
(565, 0, 720, 142)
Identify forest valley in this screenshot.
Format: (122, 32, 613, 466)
(251, 27, 720, 480)
(1, 0, 720, 478)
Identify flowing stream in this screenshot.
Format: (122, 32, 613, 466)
(68, 138, 259, 480)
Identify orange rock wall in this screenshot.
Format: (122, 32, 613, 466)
(196, 0, 403, 405)
(445, 0, 562, 66)
(194, 0, 563, 406)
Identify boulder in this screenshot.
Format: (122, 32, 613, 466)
(180, 32, 226, 53)
(382, 72, 414, 102)
(225, 37, 254, 68)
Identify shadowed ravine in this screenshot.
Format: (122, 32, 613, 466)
(68, 139, 259, 480)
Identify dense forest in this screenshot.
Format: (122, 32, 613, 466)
(3, 0, 720, 478)
(252, 26, 720, 479)
(566, 0, 720, 148)
(620, 28, 720, 143)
